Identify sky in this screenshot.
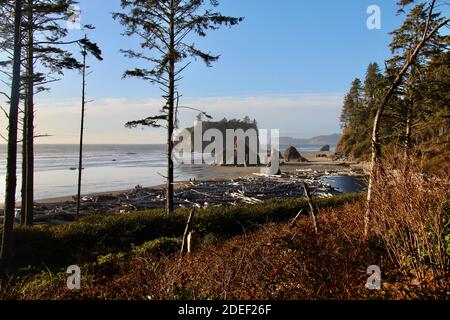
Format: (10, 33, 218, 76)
(1, 0, 448, 144)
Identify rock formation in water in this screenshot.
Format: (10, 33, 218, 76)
(283, 146, 308, 162)
(320, 145, 331, 152)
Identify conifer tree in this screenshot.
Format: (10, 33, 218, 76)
(388, 2, 447, 162)
(114, 0, 243, 214)
(364, 0, 449, 238)
(0, 0, 24, 273)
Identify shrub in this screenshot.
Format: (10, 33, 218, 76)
(370, 159, 449, 289)
(133, 237, 182, 256)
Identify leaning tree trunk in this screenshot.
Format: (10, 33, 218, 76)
(24, 0, 34, 226)
(364, 110, 383, 238)
(363, 4, 449, 238)
(166, 0, 175, 214)
(0, 0, 24, 273)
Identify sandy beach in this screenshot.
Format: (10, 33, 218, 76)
(0, 152, 363, 216)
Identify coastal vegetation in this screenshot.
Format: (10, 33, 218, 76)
(0, 0, 448, 301)
(337, 3, 449, 174)
(181, 117, 260, 166)
(115, 0, 243, 214)
(0, 164, 448, 299)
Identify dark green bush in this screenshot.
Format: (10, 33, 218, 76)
(133, 237, 182, 256)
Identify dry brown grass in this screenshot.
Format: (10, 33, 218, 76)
(1, 157, 448, 300)
(5, 200, 445, 300)
(370, 158, 449, 291)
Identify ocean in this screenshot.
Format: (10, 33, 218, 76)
(0, 144, 342, 202)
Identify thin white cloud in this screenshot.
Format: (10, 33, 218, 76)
(0, 93, 344, 144)
(184, 94, 343, 111)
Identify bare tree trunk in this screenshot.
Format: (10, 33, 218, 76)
(166, 0, 175, 214)
(20, 105, 27, 225)
(187, 231, 197, 253)
(76, 37, 87, 221)
(289, 209, 303, 228)
(403, 98, 413, 165)
(24, 0, 34, 226)
(364, 1, 448, 238)
(1, 0, 24, 274)
(181, 208, 195, 254)
(303, 183, 318, 235)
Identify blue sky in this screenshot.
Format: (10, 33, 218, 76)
(1, 0, 448, 144)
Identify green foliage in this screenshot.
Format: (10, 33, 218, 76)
(113, 0, 243, 129)
(133, 238, 182, 257)
(445, 234, 450, 256)
(337, 64, 386, 159)
(200, 233, 226, 247)
(95, 252, 127, 276)
(173, 285, 195, 300)
(97, 252, 126, 266)
(19, 273, 65, 296)
(337, 3, 449, 168)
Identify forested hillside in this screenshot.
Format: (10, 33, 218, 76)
(337, 4, 449, 173)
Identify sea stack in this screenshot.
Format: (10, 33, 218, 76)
(283, 146, 308, 162)
(320, 145, 331, 152)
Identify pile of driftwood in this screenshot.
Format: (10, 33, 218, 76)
(1, 170, 353, 225)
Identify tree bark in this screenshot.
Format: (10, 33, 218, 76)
(166, 0, 175, 214)
(24, 0, 34, 226)
(1, 0, 24, 273)
(76, 37, 87, 221)
(403, 97, 413, 167)
(20, 99, 27, 225)
(363, 2, 449, 238)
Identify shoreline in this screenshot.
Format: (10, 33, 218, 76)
(34, 152, 363, 205)
(1, 152, 365, 209)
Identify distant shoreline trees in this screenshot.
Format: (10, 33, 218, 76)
(0, 0, 24, 274)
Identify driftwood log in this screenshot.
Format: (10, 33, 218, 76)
(20, 169, 362, 225)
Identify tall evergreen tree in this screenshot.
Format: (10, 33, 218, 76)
(340, 79, 364, 128)
(364, 0, 449, 238)
(20, 0, 83, 225)
(387, 2, 447, 162)
(114, 0, 243, 214)
(75, 33, 103, 220)
(1, 0, 100, 225)
(0, 0, 24, 274)
(364, 63, 384, 117)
